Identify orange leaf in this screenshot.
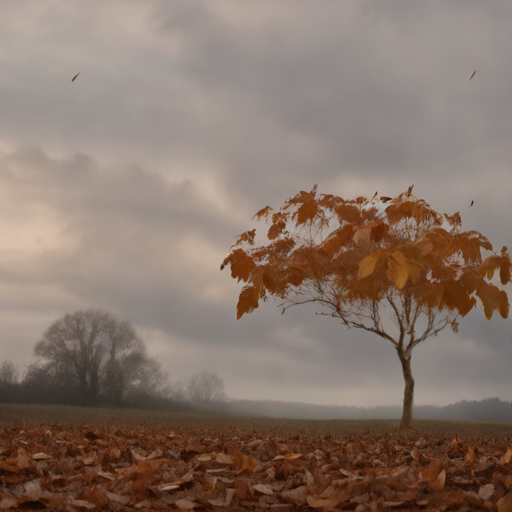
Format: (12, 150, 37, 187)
(371, 222, 389, 243)
(236, 286, 261, 319)
(295, 199, 318, 226)
(386, 251, 409, 289)
(285, 266, 306, 287)
(334, 204, 362, 224)
(321, 225, 354, 258)
(253, 205, 273, 220)
(268, 213, 287, 240)
(353, 226, 371, 244)
(441, 281, 476, 317)
(476, 281, 509, 319)
(234, 229, 256, 246)
(357, 249, 383, 280)
(222, 249, 256, 282)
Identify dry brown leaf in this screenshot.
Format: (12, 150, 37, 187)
(175, 498, 196, 510)
(281, 486, 307, 505)
(131, 449, 146, 461)
(498, 491, 512, 512)
(85, 485, 110, 508)
(97, 486, 130, 505)
(383, 501, 405, 508)
(307, 495, 339, 508)
(0, 497, 17, 509)
(253, 484, 274, 496)
(479, 483, 495, 500)
(31, 452, 51, 460)
(158, 484, 180, 492)
(501, 447, 512, 465)
(216, 452, 234, 464)
(67, 498, 96, 509)
(17, 447, 32, 469)
(351, 493, 370, 504)
(429, 469, 446, 492)
(96, 469, 115, 480)
(465, 446, 477, 465)
(134, 501, 152, 509)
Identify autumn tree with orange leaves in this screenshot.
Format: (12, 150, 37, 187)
(221, 186, 511, 429)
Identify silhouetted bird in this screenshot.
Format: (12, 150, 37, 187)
(72, 72, 80, 82)
(469, 71, 476, 81)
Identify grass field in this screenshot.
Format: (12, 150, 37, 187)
(2, 402, 512, 441)
(1, 403, 512, 510)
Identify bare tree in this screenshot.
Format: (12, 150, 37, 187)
(0, 360, 19, 386)
(186, 369, 226, 403)
(34, 309, 158, 406)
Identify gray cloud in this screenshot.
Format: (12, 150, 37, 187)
(0, 1, 511, 407)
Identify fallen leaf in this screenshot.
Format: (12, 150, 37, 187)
(134, 501, 152, 509)
(131, 449, 146, 461)
(281, 486, 307, 505)
(96, 469, 115, 480)
(253, 484, 274, 496)
(17, 448, 32, 469)
(429, 469, 446, 492)
(501, 447, 512, 465)
(498, 491, 512, 512)
(175, 498, 196, 510)
(96, 486, 130, 505)
(0, 497, 17, 509)
(85, 485, 109, 508)
(307, 495, 338, 508)
(158, 484, 180, 492)
(351, 493, 370, 504)
(479, 483, 495, 500)
(32, 452, 51, 460)
(67, 498, 96, 509)
(383, 501, 405, 508)
(216, 453, 234, 464)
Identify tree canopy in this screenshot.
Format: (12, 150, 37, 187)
(221, 185, 511, 428)
(33, 309, 167, 406)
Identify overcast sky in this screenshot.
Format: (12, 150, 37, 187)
(1, 1, 511, 407)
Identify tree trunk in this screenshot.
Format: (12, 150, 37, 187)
(398, 351, 415, 429)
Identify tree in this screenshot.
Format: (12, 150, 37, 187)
(0, 360, 21, 403)
(186, 369, 226, 403)
(33, 309, 161, 406)
(221, 186, 511, 429)
(0, 360, 19, 386)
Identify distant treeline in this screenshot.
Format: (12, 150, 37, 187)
(0, 361, 228, 412)
(196, 397, 512, 423)
(0, 360, 188, 412)
(0, 309, 226, 411)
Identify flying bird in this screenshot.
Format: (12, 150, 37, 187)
(469, 71, 476, 82)
(72, 72, 81, 82)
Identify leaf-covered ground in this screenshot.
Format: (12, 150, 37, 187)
(1, 407, 512, 511)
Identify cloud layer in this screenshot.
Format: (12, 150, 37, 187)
(0, 1, 511, 407)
